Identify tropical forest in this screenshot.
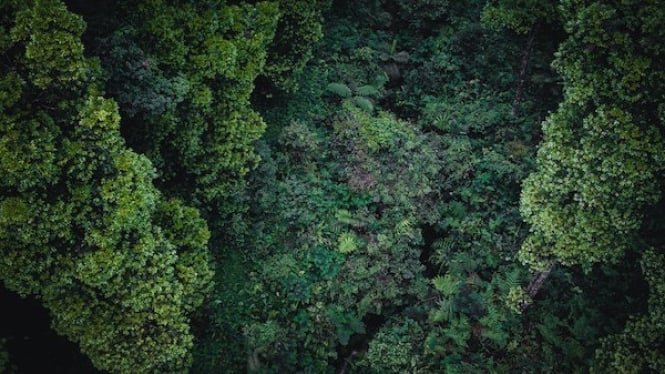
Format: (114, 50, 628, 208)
(1, 0, 664, 372)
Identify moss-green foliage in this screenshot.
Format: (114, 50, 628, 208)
(190, 250, 253, 372)
(96, 0, 280, 217)
(256, 8, 391, 140)
(0, 1, 212, 372)
(234, 1, 601, 372)
(394, 0, 451, 30)
(351, 96, 374, 113)
(326, 82, 352, 98)
(391, 3, 562, 370)
(520, 105, 663, 269)
(239, 1, 663, 372)
(3, 0, 664, 372)
(395, 0, 537, 116)
(513, 1, 665, 370)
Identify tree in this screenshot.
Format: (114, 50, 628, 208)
(482, 0, 558, 34)
(0, 1, 212, 372)
(517, 2, 665, 369)
(482, 0, 561, 115)
(262, 0, 330, 92)
(96, 0, 280, 218)
(593, 249, 665, 372)
(519, 0, 665, 270)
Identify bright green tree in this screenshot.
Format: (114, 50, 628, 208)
(518, 3, 665, 370)
(519, 0, 665, 270)
(0, 1, 212, 372)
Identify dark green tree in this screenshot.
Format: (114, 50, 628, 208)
(482, 0, 558, 34)
(593, 249, 665, 372)
(96, 0, 280, 218)
(262, 0, 330, 91)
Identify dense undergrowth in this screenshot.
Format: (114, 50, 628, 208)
(1, 0, 664, 373)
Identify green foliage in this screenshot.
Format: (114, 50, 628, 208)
(326, 82, 352, 98)
(191, 250, 252, 373)
(519, 0, 665, 269)
(327, 306, 366, 345)
(3, 1, 663, 373)
(394, 0, 452, 30)
(512, 3, 665, 371)
(237, 2, 582, 372)
(0, 1, 212, 372)
(96, 0, 280, 216)
(9, 0, 89, 88)
(233, 105, 440, 371)
(520, 106, 663, 269)
(505, 286, 531, 314)
(433, 274, 460, 297)
(351, 96, 374, 113)
(356, 319, 425, 373)
(98, 28, 190, 118)
(263, 0, 330, 91)
(593, 249, 665, 373)
(356, 85, 380, 97)
(482, 0, 558, 33)
(337, 232, 359, 254)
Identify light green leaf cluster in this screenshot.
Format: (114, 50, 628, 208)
(520, 105, 663, 269)
(357, 319, 425, 373)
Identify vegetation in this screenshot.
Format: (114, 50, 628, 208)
(1, 0, 663, 373)
(0, 1, 212, 372)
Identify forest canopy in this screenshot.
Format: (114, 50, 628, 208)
(1, 0, 664, 373)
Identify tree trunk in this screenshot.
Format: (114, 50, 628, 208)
(512, 25, 538, 117)
(519, 262, 554, 312)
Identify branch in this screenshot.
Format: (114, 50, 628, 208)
(337, 350, 358, 374)
(511, 24, 538, 117)
(519, 262, 554, 312)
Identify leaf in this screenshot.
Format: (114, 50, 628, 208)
(352, 96, 374, 112)
(356, 85, 379, 97)
(326, 82, 352, 98)
(337, 232, 358, 254)
(432, 274, 459, 296)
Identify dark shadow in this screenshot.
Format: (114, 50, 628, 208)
(420, 224, 439, 279)
(0, 285, 100, 373)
